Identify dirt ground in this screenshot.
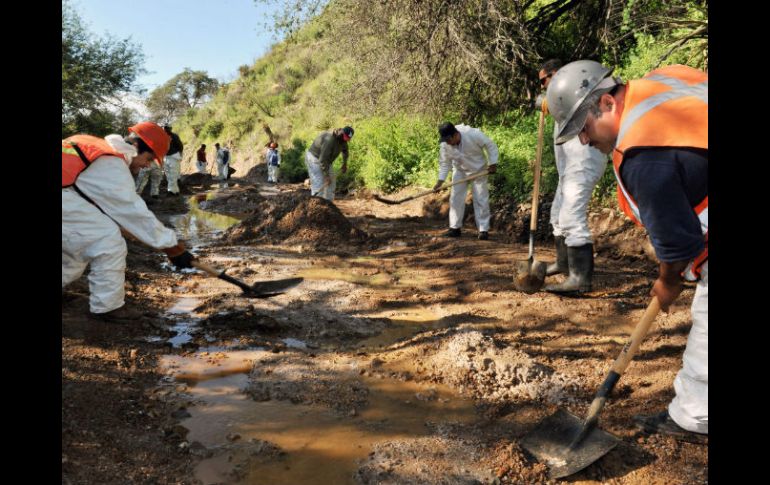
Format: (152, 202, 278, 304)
(62, 176, 707, 484)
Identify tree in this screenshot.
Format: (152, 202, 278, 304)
(146, 69, 220, 124)
(61, 0, 145, 136)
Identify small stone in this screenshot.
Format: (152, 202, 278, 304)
(226, 433, 241, 442)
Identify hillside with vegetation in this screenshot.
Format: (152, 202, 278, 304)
(152, 1, 707, 203)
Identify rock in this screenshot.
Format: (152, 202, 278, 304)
(226, 432, 241, 442)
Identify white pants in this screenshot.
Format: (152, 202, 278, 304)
(196, 160, 207, 174)
(668, 261, 708, 433)
(550, 137, 607, 247)
(164, 153, 182, 194)
(62, 189, 127, 314)
(268, 164, 280, 182)
(217, 161, 228, 180)
(449, 168, 490, 232)
(135, 160, 163, 196)
(305, 151, 336, 201)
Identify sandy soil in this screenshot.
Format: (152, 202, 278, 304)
(62, 177, 706, 484)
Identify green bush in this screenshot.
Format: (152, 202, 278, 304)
(280, 138, 309, 182)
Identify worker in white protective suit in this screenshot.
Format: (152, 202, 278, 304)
(62, 122, 196, 322)
(214, 142, 230, 181)
(433, 122, 498, 240)
(305, 127, 353, 201)
(162, 125, 183, 195)
(266, 142, 281, 183)
(538, 59, 608, 293)
(546, 59, 707, 441)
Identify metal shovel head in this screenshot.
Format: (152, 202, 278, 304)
(513, 258, 546, 294)
(247, 277, 304, 297)
(520, 408, 621, 479)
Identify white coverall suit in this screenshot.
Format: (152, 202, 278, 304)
(62, 135, 179, 313)
(267, 148, 281, 183)
(163, 152, 182, 194)
(305, 151, 337, 201)
(438, 124, 498, 232)
(549, 123, 608, 246)
(669, 260, 708, 433)
(216, 148, 229, 181)
(135, 160, 163, 196)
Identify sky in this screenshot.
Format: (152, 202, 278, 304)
(71, 0, 279, 94)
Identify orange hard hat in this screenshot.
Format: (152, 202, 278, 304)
(128, 121, 170, 164)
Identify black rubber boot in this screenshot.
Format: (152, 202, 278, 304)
(546, 236, 568, 276)
(445, 228, 461, 238)
(544, 243, 593, 293)
(634, 411, 708, 444)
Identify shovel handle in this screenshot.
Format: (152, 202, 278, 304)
(530, 110, 545, 232)
(377, 170, 489, 205)
(572, 297, 661, 446)
(190, 260, 224, 277)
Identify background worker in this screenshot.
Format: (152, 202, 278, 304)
(215, 142, 230, 181)
(196, 144, 207, 174)
(304, 126, 354, 202)
(546, 59, 708, 441)
(62, 122, 196, 322)
(433, 122, 498, 240)
(266, 142, 281, 183)
(162, 125, 183, 195)
(538, 59, 609, 293)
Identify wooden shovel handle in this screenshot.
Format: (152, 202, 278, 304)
(611, 296, 661, 375)
(530, 110, 545, 232)
(190, 260, 223, 277)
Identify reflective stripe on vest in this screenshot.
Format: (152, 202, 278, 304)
(62, 135, 125, 187)
(611, 65, 708, 281)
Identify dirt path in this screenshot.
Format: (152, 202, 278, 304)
(62, 178, 707, 484)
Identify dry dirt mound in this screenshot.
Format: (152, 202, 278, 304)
(179, 173, 214, 188)
(390, 329, 581, 405)
(222, 192, 369, 248)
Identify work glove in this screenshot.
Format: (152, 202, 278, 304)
(341, 162, 348, 174)
(487, 165, 497, 175)
(433, 180, 444, 191)
(163, 242, 196, 270)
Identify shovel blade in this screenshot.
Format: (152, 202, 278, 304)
(247, 277, 304, 297)
(520, 408, 621, 479)
(513, 259, 546, 294)
(521, 409, 620, 478)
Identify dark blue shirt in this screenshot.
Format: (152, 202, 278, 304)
(619, 147, 707, 263)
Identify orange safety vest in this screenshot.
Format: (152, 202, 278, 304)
(62, 135, 126, 188)
(611, 65, 708, 281)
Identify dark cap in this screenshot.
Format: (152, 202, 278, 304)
(438, 122, 458, 143)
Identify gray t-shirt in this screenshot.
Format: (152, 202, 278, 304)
(308, 132, 349, 171)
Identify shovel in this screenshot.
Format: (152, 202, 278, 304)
(120, 229, 303, 298)
(513, 109, 547, 293)
(191, 261, 303, 298)
(373, 170, 489, 205)
(520, 296, 662, 479)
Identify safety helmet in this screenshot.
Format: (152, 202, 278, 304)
(269, 142, 278, 148)
(342, 126, 354, 141)
(128, 122, 170, 164)
(545, 60, 617, 144)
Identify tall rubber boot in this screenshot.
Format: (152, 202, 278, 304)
(544, 243, 594, 293)
(546, 236, 568, 276)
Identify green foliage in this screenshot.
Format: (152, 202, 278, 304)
(201, 119, 224, 139)
(146, 68, 219, 124)
(279, 138, 310, 182)
(61, 0, 145, 137)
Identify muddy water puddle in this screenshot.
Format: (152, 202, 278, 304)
(162, 349, 477, 485)
(166, 196, 243, 247)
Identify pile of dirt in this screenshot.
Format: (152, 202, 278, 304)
(198, 186, 266, 215)
(222, 192, 369, 248)
(421, 192, 476, 225)
(395, 329, 581, 405)
(179, 172, 214, 188)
